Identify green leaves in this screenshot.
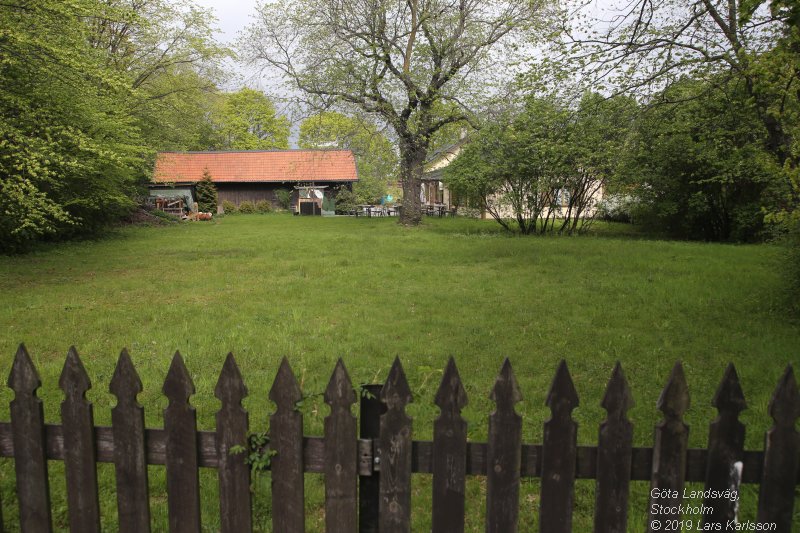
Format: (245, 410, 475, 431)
(217, 89, 290, 150)
(299, 112, 397, 203)
(0, 0, 228, 251)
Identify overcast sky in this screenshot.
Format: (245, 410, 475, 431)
(193, 0, 260, 46)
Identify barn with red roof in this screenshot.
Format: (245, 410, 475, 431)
(150, 149, 359, 214)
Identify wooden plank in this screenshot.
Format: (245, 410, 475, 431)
(0, 421, 792, 484)
(379, 357, 413, 533)
(162, 352, 201, 533)
(8, 344, 52, 533)
(324, 359, 358, 533)
(647, 362, 690, 533)
(703, 363, 746, 528)
(432, 357, 468, 533)
(594, 362, 634, 533)
(110, 349, 150, 533)
(540, 360, 579, 533)
(215, 353, 251, 533)
(486, 358, 522, 533)
(269, 357, 305, 533)
(59, 347, 101, 533)
(359, 384, 384, 533)
(757, 365, 800, 531)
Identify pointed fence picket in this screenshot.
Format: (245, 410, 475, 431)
(648, 362, 690, 533)
(703, 363, 747, 528)
(163, 352, 201, 533)
(431, 357, 468, 533)
(486, 358, 522, 533)
(0, 345, 797, 533)
(540, 360, 579, 533)
(594, 362, 634, 533)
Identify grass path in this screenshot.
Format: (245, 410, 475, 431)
(0, 215, 797, 531)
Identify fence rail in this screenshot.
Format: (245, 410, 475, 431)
(0, 344, 798, 533)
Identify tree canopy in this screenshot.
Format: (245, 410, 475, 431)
(299, 112, 397, 203)
(0, 0, 226, 252)
(216, 88, 290, 150)
(243, 0, 546, 224)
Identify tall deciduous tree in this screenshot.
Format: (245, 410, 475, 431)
(218, 88, 290, 150)
(243, 0, 545, 224)
(89, 0, 229, 151)
(299, 112, 397, 203)
(542, 0, 797, 170)
(0, 0, 144, 251)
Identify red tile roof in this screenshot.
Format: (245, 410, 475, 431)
(153, 150, 358, 183)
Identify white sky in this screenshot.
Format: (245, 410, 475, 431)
(193, 0, 260, 46)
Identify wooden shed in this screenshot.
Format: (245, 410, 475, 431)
(150, 150, 359, 212)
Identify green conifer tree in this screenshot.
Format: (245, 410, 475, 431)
(195, 168, 218, 212)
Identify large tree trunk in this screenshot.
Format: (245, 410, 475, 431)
(398, 142, 427, 225)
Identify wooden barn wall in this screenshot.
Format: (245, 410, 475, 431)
(216, 183, 353, 207)
(216, 183, 283, 206)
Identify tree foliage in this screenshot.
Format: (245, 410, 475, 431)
(216, 88, 290, 150)
(195, 169, 218, 212)
(299, 112, 397, 203)
(0, 0, 225, 252)
(1, 0, 143, 251)
(445, 94, 634, 234)
(244, 0, 545, 224)
(619, 77, 783, 241)
(539, 0, 800, 231)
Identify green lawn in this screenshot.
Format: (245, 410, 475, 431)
(0, 214, 797, 531)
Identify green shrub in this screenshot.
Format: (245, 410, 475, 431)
(334, 188, 357, 214)
(222, 200, 237, 213)
(274, 188, 292, 210)
(256, 200, 273, 213)
(238, 200, 256, 214)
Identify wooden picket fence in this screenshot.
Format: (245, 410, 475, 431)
(0, 345, 798, 533)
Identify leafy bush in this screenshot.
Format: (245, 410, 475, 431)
(334, 188, 357, 214)
(238, 200, 256, 213)
(274, 188, 292, 210)
(256, 200, 273, 213)
(222, 200, 237, 213)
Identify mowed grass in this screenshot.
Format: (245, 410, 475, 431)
(0, 214, 798, 532)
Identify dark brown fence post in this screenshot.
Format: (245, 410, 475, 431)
(215, 353, 251, 533)
(324, 359, 358, 533)
(486, 358, 522, 533)
(703, 363, 746, 528)
(757, 365, 799, 531)
(432, 357, 468, 533)
(162, 351, 201, 533)
(59, 347, 101, 533)
(109, 349, 151, 533)
(594, 362, 634, 533)
(8, 344, 52, 533)
(647, 362, 690, 533)
(359, 383, 384, 533)
(540, 360, 579, 533)
(269, 357, 305, 533)
(379, 357, 413, 533)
